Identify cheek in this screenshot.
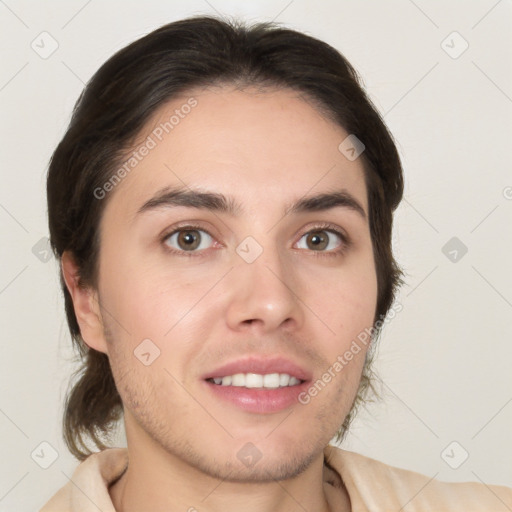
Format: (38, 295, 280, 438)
(308, 258, 377, 341)
(100, 252, 199, 340)
(100, 265, 220, 387)
(313, 287, 377, 388)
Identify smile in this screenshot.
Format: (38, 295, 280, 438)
(207, 372, 304, 388)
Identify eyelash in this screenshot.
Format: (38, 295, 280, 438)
(160, 222, 350, 259)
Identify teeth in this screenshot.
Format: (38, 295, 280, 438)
(263, 373, 280, 388)
(220, 375, 232, 386)
(279, 373, 290, 387)
(210, 373, 302, 388)
(246, 373, 263, 388)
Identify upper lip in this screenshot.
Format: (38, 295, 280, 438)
(202, 356, 312, 382)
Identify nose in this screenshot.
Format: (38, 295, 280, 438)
(224, 243, 305, 335)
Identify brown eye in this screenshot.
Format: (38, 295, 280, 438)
(296, 229, 345, 253)
(164, 228, 214, 252)
(305, 231, 329, 250)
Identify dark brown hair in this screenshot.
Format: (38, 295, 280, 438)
(47, 15, 404, 461)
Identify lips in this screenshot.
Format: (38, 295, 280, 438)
(201, 356, 312, 382)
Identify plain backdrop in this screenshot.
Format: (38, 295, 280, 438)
(0, 1, 511, 510)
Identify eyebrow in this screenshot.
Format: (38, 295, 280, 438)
(135, 185, 367, 221)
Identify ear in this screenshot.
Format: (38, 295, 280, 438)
(61, 250, 109, 355)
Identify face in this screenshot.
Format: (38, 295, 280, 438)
(70, 86, 377, 482)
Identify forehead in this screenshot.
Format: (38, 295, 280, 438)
(102, 86, 368, 223)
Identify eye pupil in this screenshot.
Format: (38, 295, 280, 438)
(178, 230, 200, 250)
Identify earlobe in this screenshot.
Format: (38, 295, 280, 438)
(61, 251, 109, 355)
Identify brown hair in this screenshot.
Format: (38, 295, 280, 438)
(47, 15, 404, 461)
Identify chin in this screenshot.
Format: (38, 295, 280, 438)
(207, 451, 319, 483)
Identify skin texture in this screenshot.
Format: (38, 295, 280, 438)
(62, 86, 378, 512)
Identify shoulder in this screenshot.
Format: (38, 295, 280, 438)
(324, 444, 512, 511)
(40, 448, 128, 511)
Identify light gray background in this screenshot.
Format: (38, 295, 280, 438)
(0, 1, 511, 510)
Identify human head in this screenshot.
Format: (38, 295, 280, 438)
(47, 15, 403, 462)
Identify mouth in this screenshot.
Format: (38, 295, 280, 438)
(202, 356, 311, 413)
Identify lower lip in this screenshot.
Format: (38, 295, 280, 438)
(203, 379, 310, 413)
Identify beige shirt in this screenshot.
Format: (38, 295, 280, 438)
(40, 444, 512, 511)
